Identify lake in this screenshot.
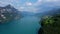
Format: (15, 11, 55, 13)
(0, 16, 41, 34)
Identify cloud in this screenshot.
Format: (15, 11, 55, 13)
(26, 2, 33, 6)
(19, 7, 25, 11)
(0, 1, 9, 6)
(0, 0, 40, 12)
(38, 0, 42, 2)
(31, 0, 60, 13)
(0, 0, 20, 6)
(17, 0, 60, 13)
(44, 0, 60, 2)
(45, 0, 52, 2)
(0, 0, 60, 13)
(18, 0, 43, 12)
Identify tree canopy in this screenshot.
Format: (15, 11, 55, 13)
(40, 14, 60, 34)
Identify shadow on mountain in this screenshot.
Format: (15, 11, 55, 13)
(0, 4, 22, 24)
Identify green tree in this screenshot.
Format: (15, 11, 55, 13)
(40, 14, 60, 34)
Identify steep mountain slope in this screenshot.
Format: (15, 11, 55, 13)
(0, 5, 21, 23)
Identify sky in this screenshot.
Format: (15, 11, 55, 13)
(0, 0, 60, 13)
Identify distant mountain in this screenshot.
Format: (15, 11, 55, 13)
(35, 8, 60, 17)
(0, 4, 21, 23)
(21, 11, 35, 17)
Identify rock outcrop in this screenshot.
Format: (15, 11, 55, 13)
(0, 5, 21, 24)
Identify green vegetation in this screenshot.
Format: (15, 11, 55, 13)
(40, 14, 60, 34)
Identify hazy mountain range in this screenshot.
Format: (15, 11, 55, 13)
(0, 4, 60, 18)
(35, 8, 60, 17)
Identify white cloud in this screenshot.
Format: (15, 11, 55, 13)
(0, 0, 60, 13)
(38, 0, 42, 2)
(18, 0, 43, 12)
(33, 0, 42, 6)
(53, 0, 59, 1)
(0, 0, 41, 12)
(26, 2, 33, 6)
(20, 7, 25, 9)
(0, 1, 9, 6)
(45, 0, 60, 2)
(53, 0, 60, 1)
(19, 7, 25, 11)
(46, 0, 52, 2)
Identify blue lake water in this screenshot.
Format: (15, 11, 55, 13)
(0, 16, 41, 34)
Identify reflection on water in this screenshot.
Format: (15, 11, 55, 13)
(0, 16, 41, 34)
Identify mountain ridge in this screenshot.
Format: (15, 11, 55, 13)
(0, 4, 21, 23)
